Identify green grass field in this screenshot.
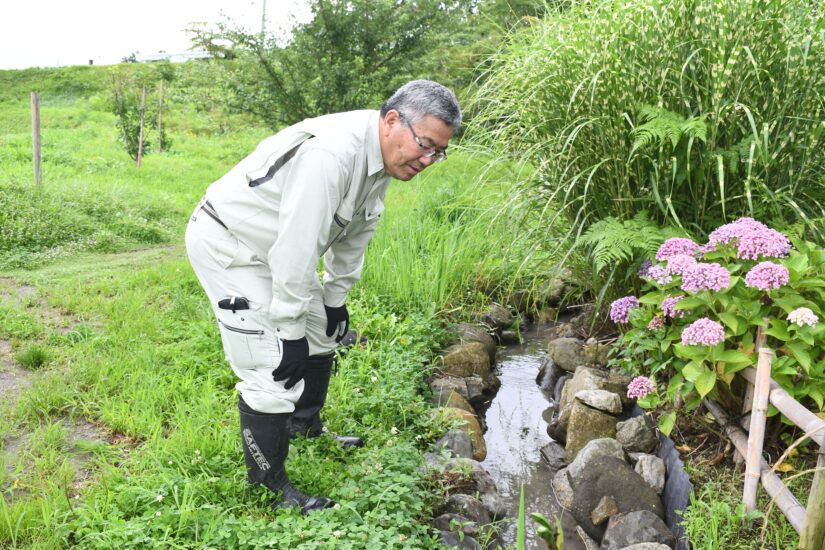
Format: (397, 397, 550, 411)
(0, 64, 535, 548)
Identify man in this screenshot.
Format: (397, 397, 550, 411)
(185, 80, 461, 514)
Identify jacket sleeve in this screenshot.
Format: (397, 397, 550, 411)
(322, 216, 380, 307)
(267, 148, 344, 340)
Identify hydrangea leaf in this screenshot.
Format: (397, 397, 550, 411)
(695, 371, 717, 397)
(785, 341, 812, 373)
(659, 411, 676, 437)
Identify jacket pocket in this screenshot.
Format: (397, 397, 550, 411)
(215, 307, 281, 370)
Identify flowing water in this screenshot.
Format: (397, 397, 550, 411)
(481, 325, 562, 549)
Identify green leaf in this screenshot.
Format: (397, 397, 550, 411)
(773, 294, 808, 313)
(717, 312, 739, 335)
(795, 278, 825, 289)
(786, 342, 812, 373)
(695, 371, 717, 398)
(639, 293, 663, 305)
(682, 361, 705, 382)
(675, 296, 704, 311)
(714, 349, 753, 365)
(765, 320, 790, 341)
(659, 411, 676, 436)
(785, 253, 809, 275)
(674, 344, 710, 361)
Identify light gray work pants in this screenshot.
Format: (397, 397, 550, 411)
(185, 201, 338, 414)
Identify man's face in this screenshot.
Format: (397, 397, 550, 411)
(379, 110, 454, 181)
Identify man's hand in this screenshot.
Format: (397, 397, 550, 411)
(273, 337, 309, 389)
(324, 304, 349, 343)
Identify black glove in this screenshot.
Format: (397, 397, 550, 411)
(324, 304, 349, 343)
(273, 337, 309, 389)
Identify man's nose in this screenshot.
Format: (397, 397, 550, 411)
(419, 154, 436, 167)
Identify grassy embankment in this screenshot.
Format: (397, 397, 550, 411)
(0, 64, 528, 548)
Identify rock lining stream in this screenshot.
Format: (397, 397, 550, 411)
(428, 304, 691, 549)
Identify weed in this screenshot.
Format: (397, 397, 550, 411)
(15, 344, 48, 370)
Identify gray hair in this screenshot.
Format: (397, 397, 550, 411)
(380, 80, 462, 130)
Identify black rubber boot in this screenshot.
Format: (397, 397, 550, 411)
(288, 354, 364, 448)
(238, 395, 334, 514)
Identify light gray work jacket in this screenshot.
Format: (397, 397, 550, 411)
(204, 110, 390, 340)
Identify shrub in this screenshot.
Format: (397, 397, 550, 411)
(471, 0, 824, 244)
(610, 218, 825, 435)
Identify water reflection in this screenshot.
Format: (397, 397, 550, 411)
(482, 340, 560, 549)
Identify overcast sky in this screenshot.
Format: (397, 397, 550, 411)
(0, 0, 311, 70)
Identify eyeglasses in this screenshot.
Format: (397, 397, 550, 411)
(401, 115, 448, 163)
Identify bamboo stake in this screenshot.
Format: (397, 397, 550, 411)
(704, 399, 806, 533)
(136, 85, 146, 168)
(740, 368, 825, 447)
(31, 91, 41, 186)
(743, 347, 773, 514)
(156, 80, 164, 153)
(737, 326, 766, 464)
(799, 444, 825, 550)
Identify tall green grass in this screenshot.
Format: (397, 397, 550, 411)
(471, 0, 824, 241)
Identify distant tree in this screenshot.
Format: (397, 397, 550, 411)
(108, 70, 171, 161)
(190, 0, 476, 128)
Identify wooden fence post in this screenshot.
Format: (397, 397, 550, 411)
(157, 80, 164, 153)
(736, 327, 767, 465)
(743, 346, 773, 514)
(799, 442, 825, 550)
(136, 85, 146, 168)
(31, 91, 41, 186)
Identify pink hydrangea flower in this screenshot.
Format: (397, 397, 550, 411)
(788, 307, 819, 327)
(707, 218, 768, 246)
(744, 262, 790, 291)
(681, 263, 731, 293)
(681, 318, 726, 346)
(627, 376, 656, 399)
(645, 265, 672, 285)
(648, 316, 665, 330)
(666, 254, 698, 276)
(638, 260, 653, 278)
(736, 227, 791, 260)
(662, 295, 686, 319)
(656, 238, 700, 261)
(610, 296, 640, 324)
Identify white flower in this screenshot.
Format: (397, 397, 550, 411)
(155, 511, 162, 517)
(390, 426, 399, 435)
(155, 495, 164, 502)
(370, 376, 378, 383)
(788, 307, 819, 327)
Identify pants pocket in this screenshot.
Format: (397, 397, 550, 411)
(215, 308, 281, 370)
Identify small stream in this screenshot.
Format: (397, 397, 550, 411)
(481, 324, 562, 549)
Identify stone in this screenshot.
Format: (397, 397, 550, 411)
(430, 377, 471, 403)
(540, 441, 567, 471)
(439, 531, 481, 549)
(575, 389, 622, 414)
(449, 323, 497, 363)
(443, 457, 498, 495)
(547, 337, 587, 372)
(565, 400, 618, 461)
(443, 494, 492, 526)
(616, 416, 659, 454)
(606, 371, 635, 408)
(619, 544, 674, 550)
(560, 367, 611, 412)
(551, 467, 575, 510)
(433, 513, 478, 537)
(634, 454, 666, 495)
(499, 330, 520, 345)
(591, 495, 619, 526)
(567, 438, 626, 481)
(437, 407, 487, 461)
(600, 510, 676, 550)
(479, 302, 514, 331)
(536, 357, 562, 392)
(432, 389, 475, 414)
(583, 341, 611, 367)
(547, 405, 570, 443)
(576, 526, 600, 550)
(440, 343, 491, 378)
(568, 456, 665, 541)
(436, 430, 474, 459)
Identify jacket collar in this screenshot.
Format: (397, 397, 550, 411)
(366, 110, 385, 178)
